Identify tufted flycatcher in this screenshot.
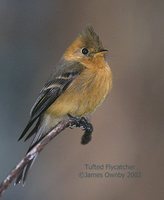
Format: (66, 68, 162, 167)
(16, 26, 112, 184)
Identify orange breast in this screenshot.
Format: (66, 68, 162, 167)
(46, 64, 112, 118)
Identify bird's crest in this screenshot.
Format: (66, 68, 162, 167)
(80, 26, 104, 51)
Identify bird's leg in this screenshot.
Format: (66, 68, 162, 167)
(79, 117, 93, 145)
(68, 114, 93, 145)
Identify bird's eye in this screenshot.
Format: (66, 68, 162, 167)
(81, 48, 89, 55)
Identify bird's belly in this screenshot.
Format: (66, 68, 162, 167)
(46, 67, 112, 117)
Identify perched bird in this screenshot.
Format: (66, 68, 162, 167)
(16, 26, 112, 184)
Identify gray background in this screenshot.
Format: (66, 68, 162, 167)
(0, 0, 164, 199)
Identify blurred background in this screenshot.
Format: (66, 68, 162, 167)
(0, 0, 164, 199)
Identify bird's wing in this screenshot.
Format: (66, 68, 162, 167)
(18, 61, 84, 141)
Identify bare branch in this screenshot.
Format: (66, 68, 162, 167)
(0, 118, 88, 197)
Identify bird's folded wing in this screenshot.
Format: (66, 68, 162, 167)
(18, 61, 85, 141)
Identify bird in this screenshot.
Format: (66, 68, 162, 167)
(15, 26, 112, 184)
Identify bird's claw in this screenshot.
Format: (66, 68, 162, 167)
(69, 115, 93, 145)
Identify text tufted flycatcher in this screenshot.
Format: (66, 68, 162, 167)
(16, 26, 112, 184)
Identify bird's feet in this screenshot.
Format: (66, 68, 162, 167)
(68, 115, 93, 145)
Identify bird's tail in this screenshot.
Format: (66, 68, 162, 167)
(15, 154, 37, 185)
(15, 126, 42, 185)
(15, 114, 61, 185)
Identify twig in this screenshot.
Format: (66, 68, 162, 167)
(0, 118, 77, 197)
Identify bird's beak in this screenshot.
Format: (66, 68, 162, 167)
(95, 49, 108, 56)
(99, 49, 108, 53)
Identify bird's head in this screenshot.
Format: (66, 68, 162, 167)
(63, 26, 108, 66)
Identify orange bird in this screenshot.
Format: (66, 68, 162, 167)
(16, 26, 112, 184)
